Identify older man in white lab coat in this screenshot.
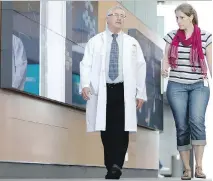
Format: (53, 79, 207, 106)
(80, 5, 147, 179)
(12, 34, 28, 90)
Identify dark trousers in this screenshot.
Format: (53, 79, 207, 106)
(101, 82, 129, 171)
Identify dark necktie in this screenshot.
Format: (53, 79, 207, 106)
(108, 34, 119, 81)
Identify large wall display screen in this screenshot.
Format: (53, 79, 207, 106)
(0, 1, 98, 108)
(128, 29, 163, 131)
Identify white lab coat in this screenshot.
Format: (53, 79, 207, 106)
(12, 34, 28, 90)
(79, 31, 147, 132)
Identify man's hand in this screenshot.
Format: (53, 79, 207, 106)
(136, 99, 144, 109)
(82, 87, 91, 101)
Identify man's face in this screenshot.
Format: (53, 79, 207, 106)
(107, 8, 125, 30)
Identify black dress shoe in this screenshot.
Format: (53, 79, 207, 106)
(105, 164, 122, 179)
(105, 172, 111, 179)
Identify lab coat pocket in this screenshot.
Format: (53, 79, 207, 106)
(131, 44, 137, 60)
(131, 44, 137, 73)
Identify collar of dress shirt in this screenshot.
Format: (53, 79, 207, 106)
(106, 27, 122, 37)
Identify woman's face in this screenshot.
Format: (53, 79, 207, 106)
(175, 10, 193, 30)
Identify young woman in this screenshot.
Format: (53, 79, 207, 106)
(162, 3, 212, 180)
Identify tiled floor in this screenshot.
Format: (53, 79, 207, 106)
(66, 178, 212, 181)
(5, 178, 211, 181)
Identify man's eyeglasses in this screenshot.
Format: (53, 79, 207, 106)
(108, 13, 126, 19)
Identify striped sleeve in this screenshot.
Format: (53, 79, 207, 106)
(205, 31, 212, 48)
(163, 30, 176, 44)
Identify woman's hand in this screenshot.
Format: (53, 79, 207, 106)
(161, 43, 171, 78)
(161, 60, 170, 78)
(206, 43, 212, 77)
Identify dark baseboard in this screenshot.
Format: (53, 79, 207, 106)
(0, 161, 158, 178)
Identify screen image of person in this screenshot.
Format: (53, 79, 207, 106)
(12, 2, 40, 95)
(12, 34, 28, 91)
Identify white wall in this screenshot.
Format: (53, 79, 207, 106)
(157, 16, 164, 38)
(160, 104, 178, 171)
(40, 1, 66, 103)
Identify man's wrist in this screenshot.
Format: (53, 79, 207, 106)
(136, 90, 147, 101)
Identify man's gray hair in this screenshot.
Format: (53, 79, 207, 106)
(106, 5, 125, 17)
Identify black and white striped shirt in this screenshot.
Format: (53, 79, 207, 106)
(163, 30, 212, 84)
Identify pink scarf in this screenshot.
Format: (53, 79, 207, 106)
(168, 25, 207, 76)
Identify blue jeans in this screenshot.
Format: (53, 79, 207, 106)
(166, 80, 210, 151)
